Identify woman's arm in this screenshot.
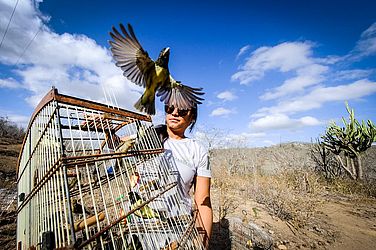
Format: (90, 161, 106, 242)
(194, 176, 213, 249)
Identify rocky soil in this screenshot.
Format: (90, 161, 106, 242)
(209, 187, 376, 250)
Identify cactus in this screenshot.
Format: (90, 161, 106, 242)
(321, 102, 376, 180)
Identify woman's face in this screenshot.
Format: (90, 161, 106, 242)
(165, 105, 193, 132)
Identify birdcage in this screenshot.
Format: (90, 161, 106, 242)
(16, 88, 205, 250)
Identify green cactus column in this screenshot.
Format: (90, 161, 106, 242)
(321, 103, 376, 180)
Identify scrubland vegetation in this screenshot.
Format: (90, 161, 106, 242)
(207, 104, 376, 249)
(0, 116, 25, 141)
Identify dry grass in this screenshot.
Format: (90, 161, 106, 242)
(211, 145, 376, 226)
(250, 169, 322, 228)
(210, 151, 376, 250)
(212, 165, 324, 229)
(324, 177, 376, 198)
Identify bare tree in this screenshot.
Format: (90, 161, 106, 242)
(0, 116, 25, 140)
(194, 126, 228, 159)
(310, 138, 343, 179)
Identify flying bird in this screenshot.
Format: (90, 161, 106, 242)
(109, 23, 204, 115)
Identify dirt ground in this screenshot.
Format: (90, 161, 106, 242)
(1, 138, 375, 249)
(210, 187, 376, 249)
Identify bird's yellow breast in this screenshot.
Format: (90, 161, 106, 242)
(154, 65, 168, 83)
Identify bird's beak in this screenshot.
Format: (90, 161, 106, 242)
(164, 47, 170, 55)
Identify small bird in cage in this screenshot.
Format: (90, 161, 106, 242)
(71, 199, 93, 215)
(67, 171, 82, 190)
(128, 235, 143, 250)
(115, 134, 137, 153)
(161, 240, 178, 250)
(91, 167, 100, 186)
(103, 234, 143, 250)
(139, 179, 159, 192)
(128, 191, 164, 221)
(68, 177, 78, 190)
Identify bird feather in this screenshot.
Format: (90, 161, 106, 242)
(109, 23, 205, 115)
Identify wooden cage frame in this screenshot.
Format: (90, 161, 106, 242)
(16, 88, 204, 250)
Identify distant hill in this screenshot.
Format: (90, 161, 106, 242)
(211, 143, 376, 180)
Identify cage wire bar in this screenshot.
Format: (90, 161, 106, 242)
(16, 88, 205, 250)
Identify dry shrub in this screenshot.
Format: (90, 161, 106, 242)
(0, 117, 25, 140)
(212, 165, 241, 220)
(326, 177, 376, 198)
(212, 153, 325, 227)
(251, 168, 323, 228)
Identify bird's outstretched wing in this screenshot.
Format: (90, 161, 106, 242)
(109, 23, 154, 87)
(157, 76, 205, 110)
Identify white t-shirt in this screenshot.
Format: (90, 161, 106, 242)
(164, 137, 211, 213)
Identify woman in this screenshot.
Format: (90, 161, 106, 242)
(157, 104, 212, 248)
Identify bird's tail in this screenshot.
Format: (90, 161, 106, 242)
(134, 95, 155, 115)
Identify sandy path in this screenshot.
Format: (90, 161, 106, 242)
(322, 199, 376, 250)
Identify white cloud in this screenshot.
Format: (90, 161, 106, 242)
(352, 22, 376, 58)
(151, 106, 166, 126)
(0, 77, 22, 88)
(7, 114, 30, 128)
(255, 79, 376, 115)
(333, 69, 373, 81)
(226, 132, 266, 142)
(232, 21, 376, 144)
(195, 130, 267, 148)
(0, 0, 140, 111)
(249, 113, 321, 131)
(217, 91, 237, 101)
(315, 55, 343, 64)
(231, 42, 314, 84)
(236, 45, 250, 60)
(261, 64, 328, 100)
(210, 107, 235, 117)
(0, 0, 47, 63)
(262, 140, 276, 146)
(0, 107, 30, 128)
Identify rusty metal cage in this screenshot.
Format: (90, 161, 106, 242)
(16, 88, 204, 249)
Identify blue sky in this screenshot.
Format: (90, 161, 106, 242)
(0, 0, 375, 147)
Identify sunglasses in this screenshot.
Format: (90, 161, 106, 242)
(165, 105, 190, 117)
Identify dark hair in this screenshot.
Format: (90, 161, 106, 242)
(154, 124, 168, 143)
(188, 104, 198, 132)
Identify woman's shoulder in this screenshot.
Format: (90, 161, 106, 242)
(165, 138, 206, 151)
(184, 138, 208, 154)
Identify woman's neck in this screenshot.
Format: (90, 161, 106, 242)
(167, 127, 186, 140)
